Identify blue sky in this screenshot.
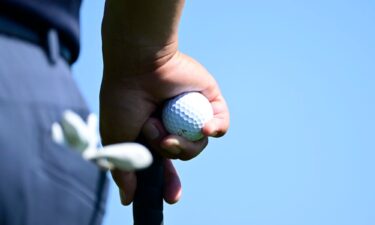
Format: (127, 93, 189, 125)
(73, 1, 375, 225)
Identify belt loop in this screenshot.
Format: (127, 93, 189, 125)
(46, 29, 59, 64)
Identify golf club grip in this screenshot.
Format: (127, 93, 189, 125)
(133, 151, 164, 225)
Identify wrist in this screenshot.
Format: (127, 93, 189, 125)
(101, 0, 183, 76)
(102, 40, 179, 80)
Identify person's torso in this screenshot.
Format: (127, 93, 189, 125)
(0, 0, 82, 62)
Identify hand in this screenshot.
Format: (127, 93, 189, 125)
(99, 51, 230, 204)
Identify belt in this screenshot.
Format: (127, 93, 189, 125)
(0, 16, 72, 64)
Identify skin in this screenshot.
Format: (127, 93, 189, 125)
(100, 0, 230, 205)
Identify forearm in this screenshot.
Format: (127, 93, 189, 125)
(102, 0, 185, 75)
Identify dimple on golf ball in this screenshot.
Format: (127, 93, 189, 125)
(162, 92, 213, 141)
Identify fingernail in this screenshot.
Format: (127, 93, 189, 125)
(211, 131, 219, 137)
(144, 122, 159, 140)
(207, 124, 219, 137)
(167, 145, 181, 155)
(119, 189, 126, 205)
(164, 140, 182, 156)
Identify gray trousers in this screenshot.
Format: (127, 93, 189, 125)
(0, 32, 108, 225)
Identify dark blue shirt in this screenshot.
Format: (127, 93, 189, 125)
(0, 0, 82, 62)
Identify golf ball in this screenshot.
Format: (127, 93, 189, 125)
(162, 92, 213, 141)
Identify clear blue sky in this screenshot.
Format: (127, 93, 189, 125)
(73, 1, 375, 225)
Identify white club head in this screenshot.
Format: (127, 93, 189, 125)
(86, 113, 99, 149)
(83, 143, 153, 171)
(51, 122, 65, 145)
(60, 110, 90, 153)
(51, 111, 152, 171)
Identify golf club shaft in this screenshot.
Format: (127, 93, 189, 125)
(133, 147, 164, 225)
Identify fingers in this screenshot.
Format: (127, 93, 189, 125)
(161, 136, 208, 161)
(142, 117, 174, 157)
(163, 159, 182, 204)
(110, 117, 189, 207)
(111, 159, 182, 205)
(142, 117, 208, 160)
(111, 170, 137, 205)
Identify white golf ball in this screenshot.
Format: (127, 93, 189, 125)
(162, 92, 213, 141)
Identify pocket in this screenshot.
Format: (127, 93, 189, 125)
(29, 106, 109, 225)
